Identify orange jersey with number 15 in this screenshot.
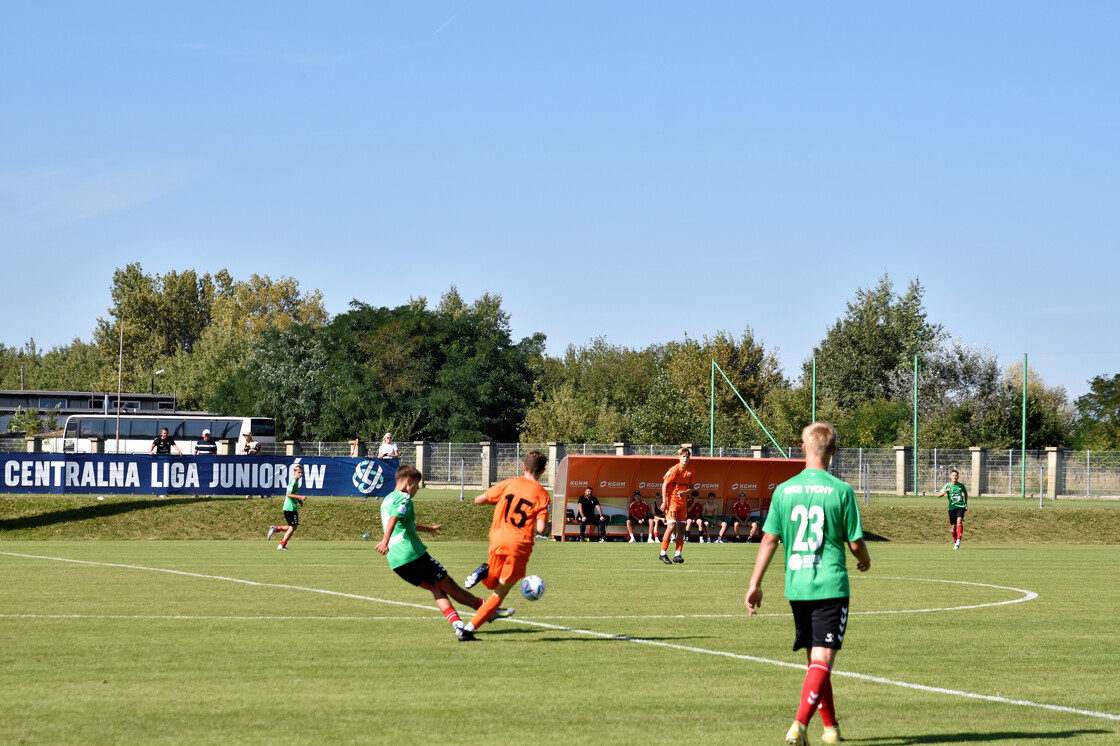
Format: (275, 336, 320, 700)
(482, 476, 551, 553)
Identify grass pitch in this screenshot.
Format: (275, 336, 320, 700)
(2, 540, 1118, 745)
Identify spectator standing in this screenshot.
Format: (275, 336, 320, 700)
(192, 428, 217, 499)
(241, 432, 261, 499)
(377, 433, 399, 460)
(149, 427, 182, 457)
(577, 487, 608, 542)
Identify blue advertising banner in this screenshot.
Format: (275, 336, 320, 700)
(0, 454, 400, 498)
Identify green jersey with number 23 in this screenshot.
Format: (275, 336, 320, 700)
(762, 468, 864, 601)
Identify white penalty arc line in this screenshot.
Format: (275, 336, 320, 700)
(3, 551, 1117, 724)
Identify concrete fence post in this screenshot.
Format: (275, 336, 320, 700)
(413, 441, 431, 485)
(1045, 447, 1064, 499)
(970, 447, 989, 496)
(480, 441, 497, 488)
(894, 446, 912, 495)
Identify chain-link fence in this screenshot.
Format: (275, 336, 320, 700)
(1059, 450, 1120, 497)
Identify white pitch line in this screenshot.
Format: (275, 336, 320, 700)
(3, 550, 1116, 724)
(0, 614, 445, 621)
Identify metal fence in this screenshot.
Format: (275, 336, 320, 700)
(8, 435, 1120, 497)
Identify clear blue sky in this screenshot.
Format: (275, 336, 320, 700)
(2, 2, 1117, 401)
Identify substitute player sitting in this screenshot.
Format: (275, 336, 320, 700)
(374, 465, 510, 639)
(648, 495, 665, 543)
(658, 447, 694, 564)
(626, 491, 651, 543)
(685, 491, 707, 542)
(703, 493, 728, 543)
(745, 422, 871, 746)
(459, 451, 551, 641)
(731, 491, 761, 542)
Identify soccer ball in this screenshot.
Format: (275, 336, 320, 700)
(520, 574, 546, 601)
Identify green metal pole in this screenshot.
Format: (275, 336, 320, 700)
(710, 359, 715, 457)
(811, 356, 817, 423)
(712, 360, 788, 457)
(913, 354, 919, 495)
(1021, 353, 1027, 499)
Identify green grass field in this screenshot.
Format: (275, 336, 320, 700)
(2, 539, 1118, 745)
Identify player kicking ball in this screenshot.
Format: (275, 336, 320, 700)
(460, 451, 551, 641)
(745, 422, 871, 746)
(375, 465, 512, 639)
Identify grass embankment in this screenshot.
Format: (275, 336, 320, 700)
(2, 492, 1119, 543)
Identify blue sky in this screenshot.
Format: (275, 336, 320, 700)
(2, 2, 1117, 401)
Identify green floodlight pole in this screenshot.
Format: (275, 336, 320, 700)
(913, 354, 919, 496)
(712, 359, 789, 458)
(1021, 353, 1027, 499)
(710, 360, 716, 457)
(811, 356, 817, 423)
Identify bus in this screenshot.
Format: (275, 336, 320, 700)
(61, 414, 277, 454)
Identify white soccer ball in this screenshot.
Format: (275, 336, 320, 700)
(520, 574, 546, 601)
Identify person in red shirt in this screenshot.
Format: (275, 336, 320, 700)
(658, 447, 694, 564)
(459, 451, 551, 641)
(729, 490, 761, 542)
(626, 491, 651, 543)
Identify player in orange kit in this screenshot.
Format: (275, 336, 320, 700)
(658, 447, 694, 564)
(458, 450, 551, 641)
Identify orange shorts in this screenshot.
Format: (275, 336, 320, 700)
(488, 546, 531, 585)
(665, 504, 686, 523)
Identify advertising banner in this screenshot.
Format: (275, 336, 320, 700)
(0, 454, 400, 499)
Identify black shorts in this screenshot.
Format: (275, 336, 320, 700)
(790, 597, 850, 651)
(283, 510, 299, 527)
(628, 516, 649, 525)
(949, 508, 966, 524)
(393, 553, 448, 588)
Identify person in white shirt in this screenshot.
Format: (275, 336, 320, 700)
(377, 432, 399, 459)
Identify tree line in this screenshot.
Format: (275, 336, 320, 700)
(2, 266, 1117, 450)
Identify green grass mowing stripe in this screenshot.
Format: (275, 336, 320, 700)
(5, 547, 1118, 727)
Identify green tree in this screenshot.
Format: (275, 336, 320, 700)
(1072, 373, 1120, 449)
(7, 405, 59, 434)
(809, 274, 942, 409)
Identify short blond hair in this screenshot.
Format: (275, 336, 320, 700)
(678, 447, 691, 457)
(801, 422, 838, 459)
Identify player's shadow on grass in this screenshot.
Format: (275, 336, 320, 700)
(863, 530, 890, 542)
(846, 728, 1110, 744)
(0, 498, 199, 531)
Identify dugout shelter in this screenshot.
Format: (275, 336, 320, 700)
(551, 455, 806, 541)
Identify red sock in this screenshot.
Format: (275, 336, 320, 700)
(442, 606, 461, 627)
(795, 661, 831, 726)
(471, 597, 484, 610)
(957, 525, 963, 541)
(816, 670, 837, 727)
(279, 540, 287, 547)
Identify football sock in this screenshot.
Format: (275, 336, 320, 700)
(957, 525, 963, 541)
(795, 661, 832, 726)
(468, 593, 503, 631)
(442, 606, 461, 627)
(279, 540, 287, 548)
(674, 549, 682, 557)
(471, 597, 484, 610)
(816, 669, 837, 728)
(660, 534, 671, 552)
(675, 537, 684, 552)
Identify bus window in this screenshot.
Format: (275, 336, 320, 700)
(79, 419, 107, 439)
(131, 419, 158, 441)
(182, 420, 210, 439)
(250, 418, 276, 438)
(214, 420, 239, 439)
(164, 420, 189, 439)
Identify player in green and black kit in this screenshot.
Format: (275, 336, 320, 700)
(374, 465, 512, 640)
(267, 464, 304, 550)
(937, 469, 968, 549)
(745, 422, 871, 746)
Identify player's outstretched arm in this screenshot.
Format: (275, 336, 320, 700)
(375, 516, 399, 555)
(473, 493, 489, 505)
(745, 533, 779, 616)
(849, 539, 871, 572)
(417, 523, 442, 533)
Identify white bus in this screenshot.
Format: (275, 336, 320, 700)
(61, 414, 277, 454)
